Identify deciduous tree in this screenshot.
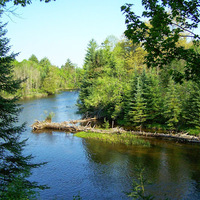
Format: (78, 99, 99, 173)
(122, 1, 200, 82)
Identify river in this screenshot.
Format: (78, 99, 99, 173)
(19, 91, 200, 200)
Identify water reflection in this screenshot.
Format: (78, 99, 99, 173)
(81, 137, 200, 200)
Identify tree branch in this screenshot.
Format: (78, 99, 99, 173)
(171, 22, 200, 39)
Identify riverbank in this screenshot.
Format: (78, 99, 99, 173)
(19, 88, 79, 100)
(31, 120, 200, 144)
(20, 92, 49, 99)
(3, 89, 79, 101)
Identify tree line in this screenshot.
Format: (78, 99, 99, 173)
(3, 56, 83, 98)
(77, 36, 200, 133)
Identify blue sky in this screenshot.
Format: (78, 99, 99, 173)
(2, 0, 143, 68)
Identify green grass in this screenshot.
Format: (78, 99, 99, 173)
(75, 132, 150, 147)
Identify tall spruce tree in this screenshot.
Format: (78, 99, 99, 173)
(128, 76, 147, 132)
(0, 21, 46, 199)
(123, 71, 138, 124)
(141, 70, 163, 125)
(183, 83, 200, 129)
(164, 78, 181, 130)
(77, 40, 98, 116)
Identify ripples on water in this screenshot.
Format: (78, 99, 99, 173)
(18, 91, 200, 200)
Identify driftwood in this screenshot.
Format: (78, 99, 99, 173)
(69, 117, 96, 124)
(31, 120, 126, 134)
(131, 131, 200, 143)
(32, 121, 78, 132)
(31, 120, 200, 143)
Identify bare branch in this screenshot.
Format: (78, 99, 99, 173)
(2, 6, 23, 22)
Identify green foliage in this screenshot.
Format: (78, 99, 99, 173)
(128, 76, 147, 131)
(28, 54, 39, 63)
(0, 20, 47, 199)
(182, 83, 200, 129)
(61, 59, 80, 89)
(125, 168, 154, 200)
(75, 132, 150, 147)
(102, 118, 110, 129)
(77, 38, 129, 119)
(164, 78, 182, 130)
(9, 57, 83, 98)
(44, 111, 55, 122)
(0, 0, 56, 199)
(78, 35, 200, 133)
(73, 192, 82, 200)
(62, 58, 75, 73)
(184, 128, 200, 136)
(141, 70, 163, 124)
(42, 66, 59, 95)
(121, 1, 200, 82)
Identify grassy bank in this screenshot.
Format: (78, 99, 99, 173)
(75, 132, 150, 147)
(20, 92, 49, 99)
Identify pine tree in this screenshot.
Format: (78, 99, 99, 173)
(0, 21, 46, 199)
(164, 78, 181, 131)
(183, 83, 200, 129)
(141, 70, 163, 125)
(77, 41, 97, 116)
(123, 72, 138, 124)
(84, 39, 98, 77)
(28, 54, 39, 64)
(128, 76, 147, 132)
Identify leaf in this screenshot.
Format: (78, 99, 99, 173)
(121, 5, 126, 11)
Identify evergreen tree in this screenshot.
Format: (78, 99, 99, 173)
(141, 70, 163, 125)
(123, 72, 138, 123)
(77, 40, 98, 116)
(128, 76, 147, 132)
(28, 54, 39, 64)
(84, 39, 98, 76)
(164, 78, 181, 130)
(183, 83, 200, 129)
(0, 21, 46, 199)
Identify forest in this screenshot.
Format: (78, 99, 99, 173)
(77, 36, 200, 134)
(3, 56, 83, 98)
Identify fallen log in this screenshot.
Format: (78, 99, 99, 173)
(69, 117, 96, 124)
(32, 121, 78, 132)
(31, 120, 200, 143)
(31, 120, 126, 134)
(131, 131, 200, 143)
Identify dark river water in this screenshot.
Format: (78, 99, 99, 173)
(19, 91, 200, 200)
